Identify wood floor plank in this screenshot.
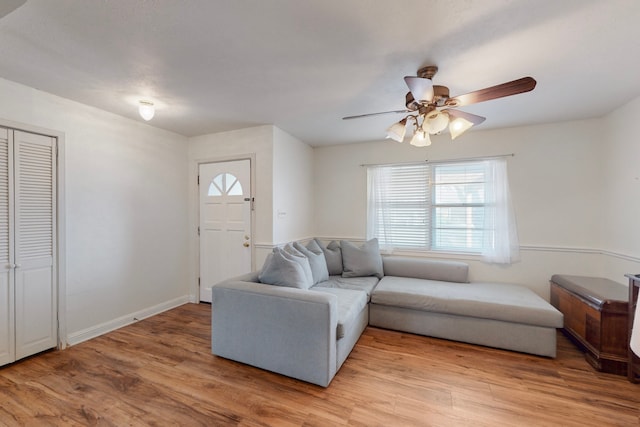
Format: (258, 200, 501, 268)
(1, 303, 639, 426)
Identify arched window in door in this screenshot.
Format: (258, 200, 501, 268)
(208, 173, 243, 196)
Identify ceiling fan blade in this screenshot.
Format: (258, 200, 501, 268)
(342, 109, 410, 120)
(449, 77, 536, 107)
(0, 0, 25, 19)
(444, 109, 486, 125)
(404, 76, 434, 103)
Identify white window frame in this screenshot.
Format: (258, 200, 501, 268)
(430, 161, 487, 253)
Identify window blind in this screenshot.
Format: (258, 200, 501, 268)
(368, 164, 429, 249)
(370, 162, 487, 252)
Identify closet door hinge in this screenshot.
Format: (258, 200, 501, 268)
(197, 226, 200, 236)
(197, 175, 200, 185)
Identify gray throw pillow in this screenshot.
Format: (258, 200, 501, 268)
(315, 238, 343, 275)
(293, 241, 329, 284)
(282, 244, 314, 286)
(341, 238, 384, 279)
(258, 249, 313, 289)
(305, 238, 324, 255)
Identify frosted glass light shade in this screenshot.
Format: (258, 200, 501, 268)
(385, 118, 408, 142)
(409, 130, 431, 147)
(449, 117, 474, 140)
(139, 101, 155, 121)
(425, 110, 449, 134)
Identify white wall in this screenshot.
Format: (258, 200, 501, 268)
(272, 127, 314, 245)
(313, 117, 639, 297)
(2, 68, 636, 343)
(601, 96, 640, 280)
(0, 77, 190, 343)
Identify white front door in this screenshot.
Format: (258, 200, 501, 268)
(199, 159, 252, 302)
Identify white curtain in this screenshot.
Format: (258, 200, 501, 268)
(367, 166, 393, 251)
(482, 158, 520, 264)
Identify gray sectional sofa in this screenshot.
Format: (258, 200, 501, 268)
(211, 239, 563, 387)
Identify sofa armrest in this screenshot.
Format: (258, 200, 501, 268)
(211, 280, 338, 387)
(216, 271, 261, 285)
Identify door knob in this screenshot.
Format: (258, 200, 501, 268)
(243, 242, 250, 247)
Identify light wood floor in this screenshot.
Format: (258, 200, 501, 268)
(1, 303, 638, 426)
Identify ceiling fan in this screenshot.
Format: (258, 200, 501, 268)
(343, 66, 536, 146)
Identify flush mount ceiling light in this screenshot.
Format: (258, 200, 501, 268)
(138, 100, 155, 121)
(344, 65, 536, 147)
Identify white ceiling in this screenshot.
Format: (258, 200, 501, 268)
(0, 0, 639, 146)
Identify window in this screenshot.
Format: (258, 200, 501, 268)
(432, 162, 485, 252)
(208, 173, 243, 197)
(367, 158, 519, 264)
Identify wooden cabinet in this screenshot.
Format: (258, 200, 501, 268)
(550, 276, 628, 375)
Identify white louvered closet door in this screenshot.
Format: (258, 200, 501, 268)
(13, 130, 57, 359)
(0, 128, 57, 366)
(0, 128, 15, 366)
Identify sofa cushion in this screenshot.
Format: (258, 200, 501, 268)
(293, 241, 330, 285)
(258, 249, 313, 289)
(341, 238, 383, 279)
(314, 276, 380, 300)
(311, 287, 368, 339)
(382, 256, 469, 283)
(315, 239, 343, 275)
(372, 276, 563, 328)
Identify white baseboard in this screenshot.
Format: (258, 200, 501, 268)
(66, 295, 192, 346)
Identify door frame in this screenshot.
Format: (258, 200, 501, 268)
(192, 154, 256, 302)
(0, 118, 66, 350)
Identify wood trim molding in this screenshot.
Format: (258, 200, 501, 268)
(313, 238, 640, 264)
(521, 245, 640, 263)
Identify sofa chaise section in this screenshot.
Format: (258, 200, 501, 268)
(369, 256, 564, 357)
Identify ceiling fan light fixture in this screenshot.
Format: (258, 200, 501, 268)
(343, 66, 534, 147)
(449, 117, 474, 140)
(138, 100, 155, 121)
(385, 118, 408, 142)
(425, 110, 449, 134)
(409, 129, 431, 147)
